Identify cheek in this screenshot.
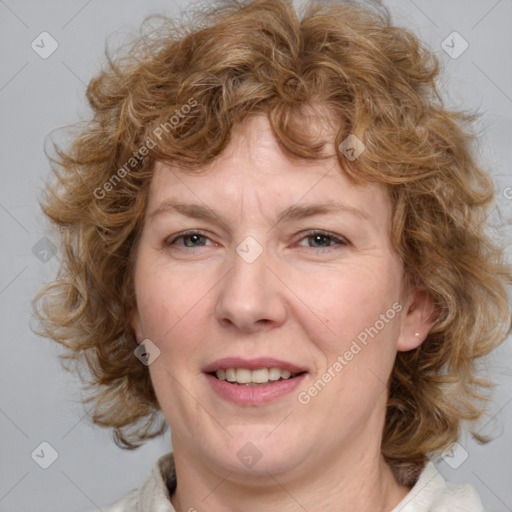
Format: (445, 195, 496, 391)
(289, 259, 402, 350)
(134, 258, 214, 346)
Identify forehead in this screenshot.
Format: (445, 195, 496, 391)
(146, 115, 390, 226)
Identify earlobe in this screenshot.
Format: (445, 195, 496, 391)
(397, 290, 437, 352)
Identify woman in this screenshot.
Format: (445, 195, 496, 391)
(34, 0, 511, 510)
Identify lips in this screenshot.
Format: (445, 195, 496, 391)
(201, 357, 308, 404)
(202, 357, 309, 405)
(202, 357, 308, 374)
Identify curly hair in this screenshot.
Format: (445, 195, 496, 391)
(34, 0, 511, 486)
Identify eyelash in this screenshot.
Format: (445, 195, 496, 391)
(165, 229, 349, 252)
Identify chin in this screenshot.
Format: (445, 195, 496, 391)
(203, 428, 307, 477)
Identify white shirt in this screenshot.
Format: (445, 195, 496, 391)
(99, 452, 484, 511)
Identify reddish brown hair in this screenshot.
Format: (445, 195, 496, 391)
(34, 0, 511, 485)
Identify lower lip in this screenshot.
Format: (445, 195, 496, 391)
(204, 373, 307, 406)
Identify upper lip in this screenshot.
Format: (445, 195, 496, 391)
(202, 357, 308, 374)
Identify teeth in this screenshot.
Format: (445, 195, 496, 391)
(280, 370, 291, 380)
(236, 368, 251, 384)
(252, 368, 269, 383)
(269, 367, 281, 381)
(214, 367, 299, 384)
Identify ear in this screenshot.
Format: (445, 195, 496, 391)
(130, 308, 143, 344)
(397, 289, 437, 352)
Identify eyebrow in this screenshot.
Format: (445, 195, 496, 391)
(148, 200, 372, 226)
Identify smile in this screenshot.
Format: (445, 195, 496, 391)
(212, 367, 305, 386)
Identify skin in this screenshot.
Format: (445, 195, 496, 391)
(130, 114, 435, 512)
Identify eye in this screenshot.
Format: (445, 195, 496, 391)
(296, 230, 349, 251)
(165, 229, 349, 251)
(165, 230, 213, 248)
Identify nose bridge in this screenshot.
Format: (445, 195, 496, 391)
(214, 238, 286, 331)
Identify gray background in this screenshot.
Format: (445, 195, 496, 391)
(0, 0, 511, 511)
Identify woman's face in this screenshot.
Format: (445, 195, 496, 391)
(131, 115, 427, 479)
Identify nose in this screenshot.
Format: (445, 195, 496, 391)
(214, 244, 287, 333)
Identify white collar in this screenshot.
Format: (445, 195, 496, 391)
(102, 453, 484, 511)
(390, 461, 484, 512)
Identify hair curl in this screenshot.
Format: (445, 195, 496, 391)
(34, 0, 511, 486)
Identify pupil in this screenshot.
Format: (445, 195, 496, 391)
(313, 235, 328, 247)
(185, 234, 203, 247)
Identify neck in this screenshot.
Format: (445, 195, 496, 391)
(170, 438, 410, 512)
